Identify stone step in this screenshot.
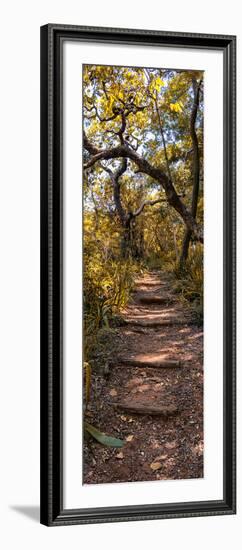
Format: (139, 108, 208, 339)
(139, 295, 170, 305)
(116, 355, 181, 368)
(114, 401, 178, 416)
(123, 318, 184, 328)
(134, 281, 161, 287)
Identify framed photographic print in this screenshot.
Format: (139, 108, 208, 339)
(40, 24, 236, 526)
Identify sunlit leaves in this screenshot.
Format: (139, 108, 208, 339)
(169, 101, 183, 113)
(149, 76, 165, 94)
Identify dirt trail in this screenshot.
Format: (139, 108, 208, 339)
(84, 271, 203, 484)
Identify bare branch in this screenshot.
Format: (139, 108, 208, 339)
(132, 199, 165, 217)
(84, 103, 117, 123)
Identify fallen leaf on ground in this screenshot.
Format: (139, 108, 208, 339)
(85, 410, 93, 417)
(150, 461, 162, 471)
(109, 388, 117, 397)
(138, 384, 150, 392)
(165, 441, 177, 449)
(192, 442, 203, 456)
(155, 454, 168, 461)
(125, 377, 144, 388)
(116, 452, 124, 459)
(125, 435, 134, 442)
(151, 440, 162, 449)
(154, 383, 164, 390)
(120, 415, 127, 421)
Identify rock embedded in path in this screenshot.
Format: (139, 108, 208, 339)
(123, 318, 184, 328)
(139, 295, 170, 305)
(116, 354, 181, 369)
(134, 281, 161, 288)
(114, 401, 178, 416)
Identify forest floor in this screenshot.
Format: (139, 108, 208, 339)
(83, 270, 203, 484)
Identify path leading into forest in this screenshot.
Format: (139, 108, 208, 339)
(84, 271, 203, 484)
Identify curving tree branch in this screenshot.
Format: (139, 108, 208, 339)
(132, 199, 164, 218)
(83, 131, 203, 243)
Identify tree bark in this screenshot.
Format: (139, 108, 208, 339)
(120, 215, 132, 258)
(101, 160, 169, 259)
(179, 79, 202, 268)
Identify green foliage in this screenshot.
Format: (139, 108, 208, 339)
(84, 215, 142, 361)
(84, 422, 124, 448)
(83, 361, 91, 406)
(173, 244, 203, 325)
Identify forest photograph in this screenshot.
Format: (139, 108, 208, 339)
(83, 64, 204, 485)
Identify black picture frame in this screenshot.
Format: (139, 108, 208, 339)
(40, 24, 236, 526)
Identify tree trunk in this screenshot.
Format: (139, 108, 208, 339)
(179, 228, 192, 266)
(120, 216, 132, 259)
(173, 227, 179, 262)
(179, 78, 202, 269)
